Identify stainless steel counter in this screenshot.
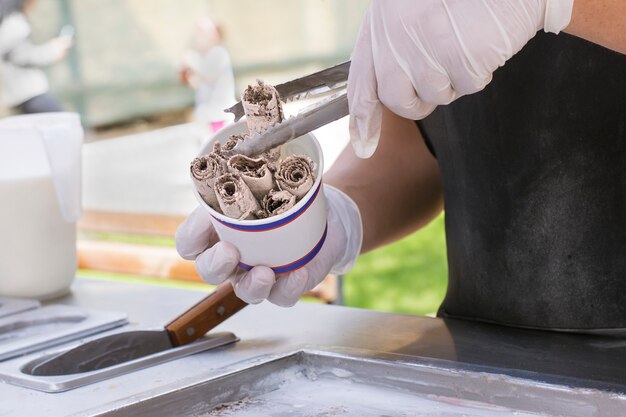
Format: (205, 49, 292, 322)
(0, 277, 625, 416)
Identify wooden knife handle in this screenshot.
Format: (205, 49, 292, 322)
(165, 282, 248, 346)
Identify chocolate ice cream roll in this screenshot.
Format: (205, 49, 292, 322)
(262, 147, 281, 167)
(262, 190, 297, 217)
(190, 153, 226, 211)
(276, 155, 317, 199)
(223, 134, 246, 153)
(241, 80, 284, 135)
(214, 173, 262, 220)
(208, 141, 227, 163)
(227, 154, 275, 201)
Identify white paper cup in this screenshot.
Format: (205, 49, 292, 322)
(193, 121, 327, 274)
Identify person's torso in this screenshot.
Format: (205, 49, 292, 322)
(417, 32, 626, 333)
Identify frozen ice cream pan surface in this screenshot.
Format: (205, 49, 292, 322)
(94, 348, 626, 417)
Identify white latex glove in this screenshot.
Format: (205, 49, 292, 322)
(348, 0, 574, 158)
(176, 185, 362, 307)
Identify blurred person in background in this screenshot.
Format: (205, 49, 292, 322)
(177, 0, 626, 334)
(180, 16, 235, 133)
(0, 0, 71, 114)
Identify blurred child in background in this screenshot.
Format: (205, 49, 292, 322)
(0, 0, 72, 114)
(180, 17, 235, 133)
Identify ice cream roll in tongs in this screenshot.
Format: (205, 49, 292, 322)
(223, 61, 350, 158)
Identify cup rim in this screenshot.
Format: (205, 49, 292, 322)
(193, 124, 324, 226)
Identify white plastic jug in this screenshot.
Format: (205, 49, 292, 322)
(0, 113, 83, 299)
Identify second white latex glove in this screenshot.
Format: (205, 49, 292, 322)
(175, 185, 362, 307)
(348, 0, 574, 158)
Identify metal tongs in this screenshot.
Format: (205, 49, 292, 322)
(224, 61, 350, 157)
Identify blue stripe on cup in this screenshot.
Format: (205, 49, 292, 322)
(211, 183, 321, 232)
(238, 223, 328, 274)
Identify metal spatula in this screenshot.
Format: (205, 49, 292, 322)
(223, 61, 350, 158)
(28, 283, 246, 376)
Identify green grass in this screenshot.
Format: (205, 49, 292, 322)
(343, 214, 448, 316)
(79, 214, 448, 316)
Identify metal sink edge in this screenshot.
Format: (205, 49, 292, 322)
(0, 331, 239, 393)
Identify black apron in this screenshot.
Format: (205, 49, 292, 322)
(417, 32, 626, 333)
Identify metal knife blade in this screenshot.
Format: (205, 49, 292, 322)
(225, 61, 350, 121)
(29, 330, 173, 376)
(28, 282, 247, 376)
(226, 91, 348, 158)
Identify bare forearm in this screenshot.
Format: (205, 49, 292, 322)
(565, 0, 626, 54)
(325, 108, 443, 253)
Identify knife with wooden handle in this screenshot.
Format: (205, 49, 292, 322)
(29, 282, 247, 376)
(166, 282, 247, 345)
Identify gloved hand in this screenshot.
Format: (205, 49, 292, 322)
(176, 185, 362, 307)
(348, 0, 574, 158)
